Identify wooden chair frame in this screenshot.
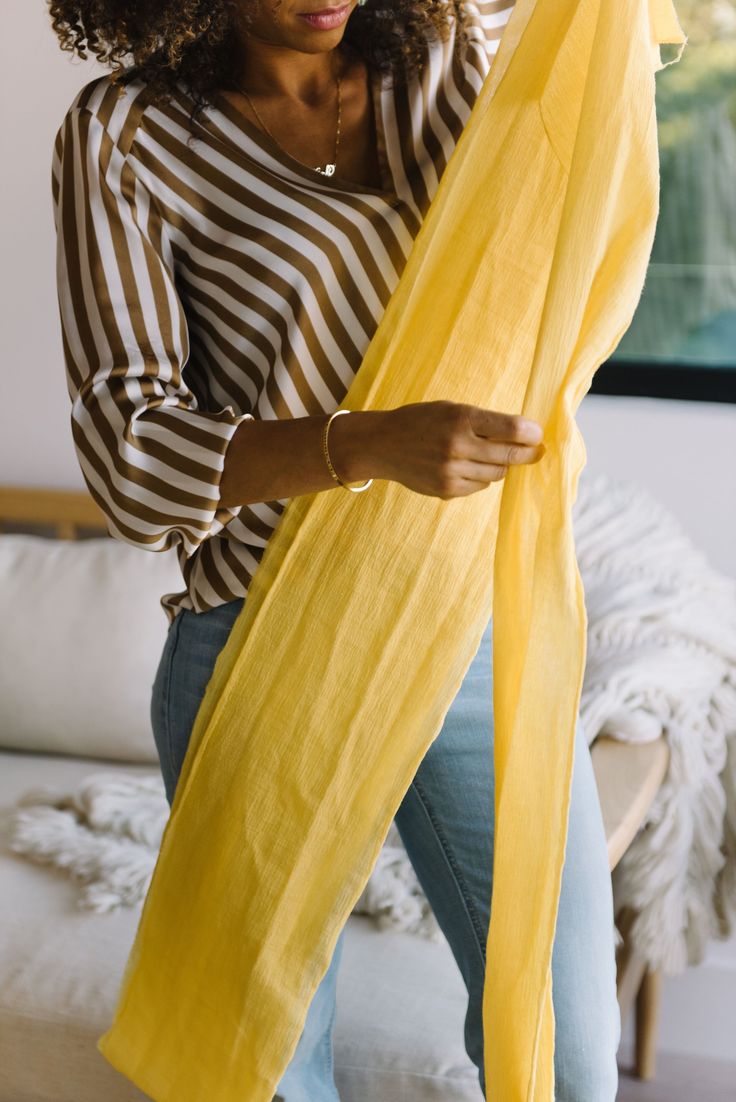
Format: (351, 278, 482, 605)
(0, 483, 669, 1079)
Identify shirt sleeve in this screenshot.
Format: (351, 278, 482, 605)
(51, 105, 255, 556)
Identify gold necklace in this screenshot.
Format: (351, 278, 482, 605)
(235, 60, 342, 177)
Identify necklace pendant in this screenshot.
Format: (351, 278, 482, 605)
(315, 163, 336, 176)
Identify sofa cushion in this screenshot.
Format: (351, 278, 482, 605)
(0, 534, 182, 763)
(0, 750, 483, 1102)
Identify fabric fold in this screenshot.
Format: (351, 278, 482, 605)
(96, 0, 686, 1098)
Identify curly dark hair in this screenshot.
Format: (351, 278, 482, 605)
(48, 0, 471, 129)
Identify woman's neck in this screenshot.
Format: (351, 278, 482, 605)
(232, 29, 349, 106)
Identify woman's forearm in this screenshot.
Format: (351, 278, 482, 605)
(219, 410, 389, 508)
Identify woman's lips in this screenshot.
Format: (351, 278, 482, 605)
(298, 3, 351, 30)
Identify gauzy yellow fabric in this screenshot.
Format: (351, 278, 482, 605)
(97, 0, 686, 1098)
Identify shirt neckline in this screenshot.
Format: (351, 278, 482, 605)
(201, 61, 398, 203)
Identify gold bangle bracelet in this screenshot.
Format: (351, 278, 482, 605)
(322, 409, 374, 493)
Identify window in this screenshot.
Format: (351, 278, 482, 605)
(592, 0, 736, 402)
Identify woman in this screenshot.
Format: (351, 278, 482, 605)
(50, 0, 621, 1097)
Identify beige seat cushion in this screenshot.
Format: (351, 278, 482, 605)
(0, 750, 483, 1102)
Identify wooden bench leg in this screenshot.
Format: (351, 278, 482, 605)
(635, 967, 663, 1080)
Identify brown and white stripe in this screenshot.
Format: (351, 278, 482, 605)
(51, 0, 516, 624)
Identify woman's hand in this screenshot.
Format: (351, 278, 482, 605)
(220, 400, 545, 508)
(370, 400, 545, 500)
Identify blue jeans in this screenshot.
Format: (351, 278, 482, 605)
(150, 598, 621, 1101)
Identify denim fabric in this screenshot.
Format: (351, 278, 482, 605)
(150, 598, 620, 1101)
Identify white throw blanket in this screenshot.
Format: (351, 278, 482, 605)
(574, 472, 736, 974)
(9, 471, 736, 976)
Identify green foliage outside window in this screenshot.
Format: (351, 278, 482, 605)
(613, 0, 736, 370)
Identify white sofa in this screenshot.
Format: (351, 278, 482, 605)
(0, 526, 485, 1102)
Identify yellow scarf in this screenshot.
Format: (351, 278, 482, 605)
(97, 0, 686, 1097)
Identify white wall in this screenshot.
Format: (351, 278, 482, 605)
(577, 394, 735, 577)
(0, 2, 100, 490)
(3, 0, 736, 1069)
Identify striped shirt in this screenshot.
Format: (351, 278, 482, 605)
(52, 0, 515, 624)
